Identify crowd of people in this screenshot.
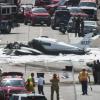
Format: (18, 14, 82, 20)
(0, 62, 100, 99)
(25, 73, 60, 100)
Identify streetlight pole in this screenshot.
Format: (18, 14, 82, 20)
(39, 27, 43, 37)
(67, 31, 71, 43)
(70, 60, 77, 100)
(28, 24, 30, 41)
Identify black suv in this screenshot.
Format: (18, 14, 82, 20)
(51, 9, 71, 30)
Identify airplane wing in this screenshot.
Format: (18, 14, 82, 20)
(4, 54, 96, 70)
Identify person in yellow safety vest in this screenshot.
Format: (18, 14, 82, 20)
(26, 73, 35, 93)
(78, 67, 90, 95)
(25, 78, 35, 93)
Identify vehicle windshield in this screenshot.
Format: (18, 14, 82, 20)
(32, 8, 47, 13)
(79, 2, 96, 7)
(69, 8, 82, 13)
(55, 10, 70, 18)
(0, 80, 25, 87)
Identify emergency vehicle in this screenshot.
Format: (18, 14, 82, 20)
(0, 0, 20, 33)
(0, 72, 26, 100)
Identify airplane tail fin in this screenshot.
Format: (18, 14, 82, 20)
(76, 33, 94, 49)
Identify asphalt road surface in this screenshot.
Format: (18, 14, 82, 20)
(0, 24, 82, 44)
(36, 84, 100, 100)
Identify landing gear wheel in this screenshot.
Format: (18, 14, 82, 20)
(6, 25, 11, 33)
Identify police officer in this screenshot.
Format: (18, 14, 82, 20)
(50, 73, 60, 100)
(92, 60, 98, 84)
(78, 67, 90, 95)
(80, 17, 84, 37)
(96, 60, 100, 84)
(74, 16, 81, 37)
(72, 17, 76, 33)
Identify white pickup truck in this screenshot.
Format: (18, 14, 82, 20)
(79, 0, 97, 20)
(10, 93, 47, 100)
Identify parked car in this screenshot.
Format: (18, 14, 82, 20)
(10, 93, 47, 100)
(18, 4, 33, 22)
(0, 72, 26, 100)
(24, 7, 51, 26)
(46, 0, 72, 16)
(51, 9, 71, 30)
(79, 0, 97, 20)
(67, 18, 98, 34)
(83, 20, 98, 34)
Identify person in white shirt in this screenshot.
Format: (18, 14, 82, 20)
(37, 76, 45, 95)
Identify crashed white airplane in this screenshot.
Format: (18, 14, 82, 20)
(28, 33, 95, 55)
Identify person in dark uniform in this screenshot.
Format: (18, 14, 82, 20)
(92, 60, 98, 84)
(72, 17, 76, 33)
(74, 16, 81, 37)
(96, 60, 100, 84)
(50, 73, 60, 100)
(80, 17, 84, 37)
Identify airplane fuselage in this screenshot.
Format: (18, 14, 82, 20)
(28, 37, 86, 55)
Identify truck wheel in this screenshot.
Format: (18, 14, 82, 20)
(6, 25, 11, 33)
(47, 23, 51, 26)
(51, 25, 56, 30)
(24, 20, 28, 25)
(1, 25, 11, 34)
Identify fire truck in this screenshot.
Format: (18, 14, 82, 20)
(0, 0, 20, 33)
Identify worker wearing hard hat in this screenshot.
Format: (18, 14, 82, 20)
(78, 67, 90, 95)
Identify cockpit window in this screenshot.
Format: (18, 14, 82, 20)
(41, 42, 51, 46)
